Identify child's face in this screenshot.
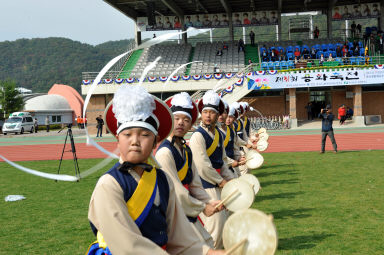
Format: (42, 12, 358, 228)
(201, 109, 218, 126)
(218, 112, 228, 123)
(117, 128, 156, 163)
(173, 114, 192, 137)
(226, 115, 234, 125)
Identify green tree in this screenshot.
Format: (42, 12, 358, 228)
(0, 80, 24, 118)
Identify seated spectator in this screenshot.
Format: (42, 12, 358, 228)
(353, 46, 360, 56)
(216, 48, 223, 56)
(342, 51, 349, 64)
(294, 48, 301, 58)
(353, 40, 359, 50)
(319, 53, 325, 65)
(248, 59, 253, 65)
(328, 53, 334, 61)
(270, 49, 277, 61)
(262, 49, 269, 62)
(223, 44, 228, 51)
(342, 45, 349, 56)
(302, 48, 310, 59)
(278, 49, 287, 61)
(336, 46, 342, 57)
(346, 107, 354, 119)
(294, 56, 298, 65)
(343, 41, 349, 50)
(310, 47, 317, 59)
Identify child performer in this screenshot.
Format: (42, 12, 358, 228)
(87, 86, 210, 255)
(189, 90, 236, 249)
(156, 92, 225, 255)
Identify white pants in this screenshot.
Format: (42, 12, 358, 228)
(198, 187, 226, 249)
(191, 219, 214, 254)
(239, 146, 249, 175)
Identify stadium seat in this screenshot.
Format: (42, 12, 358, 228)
(286, 46, 294, 53)
(268, 61, 275, 70)
(280, 61, 288, 70)
(287, 60, 295, 69)
(261, 62, 268, 70)
(359, 48, 365, 56)
(286, 52, 294, 60)
(321, 44, 328, 52)
(357, 57, 365, 65)
(273, 61, 280, 70)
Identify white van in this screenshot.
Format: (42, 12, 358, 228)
(2, 112, 35, 135)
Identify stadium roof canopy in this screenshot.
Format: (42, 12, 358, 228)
(104, 0, 380, 20)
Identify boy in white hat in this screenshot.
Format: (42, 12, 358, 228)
(223, 104, 249, 176)
(189, 90, 236, 249)
(155, 92, 225, 255)
(240, 102, 251, 138)
(232, 102, 249, 143)
(217, 101, 244, 178)
(87, 86, 209, 255)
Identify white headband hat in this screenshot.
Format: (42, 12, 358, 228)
(113, 86, 159, 135)
(222, 100, 229, 113)
(240, 102, 249, 111)
(228, 106, 238, 117)
(170, 92, 193, 119)
(202, 90, 221, 113)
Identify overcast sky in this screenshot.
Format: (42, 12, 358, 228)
(0, 0, 137, 45)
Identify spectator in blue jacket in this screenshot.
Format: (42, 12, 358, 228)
(319, 105, 338, 153)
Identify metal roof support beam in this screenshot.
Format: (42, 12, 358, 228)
(160, 0, 184, 17)
(104, 0, 138, 20)
(380, 0, 384, 31)
(219, 0, 232, 15)
(277, 0, 282, 41)
(327, 0, 334, 39)
(229, 15, 234, 42)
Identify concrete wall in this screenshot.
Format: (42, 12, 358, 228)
(86, 95, 107, 134)
(331, 90, 354, 114)
(244, 95, 287, 117)
(363, 91, 384, 120)
(296, 92, 310, 120)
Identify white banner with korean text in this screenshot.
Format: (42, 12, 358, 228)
(247, 68, 384, 90)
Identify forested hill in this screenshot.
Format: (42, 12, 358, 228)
(0, 37, 133, 93)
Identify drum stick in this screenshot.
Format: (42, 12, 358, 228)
(225, 238, 247, 255)
(244, 156, 255, 162)
(214, 189, 239, 209)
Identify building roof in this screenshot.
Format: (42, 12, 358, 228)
(48, 84, 84, 117)
(24, 94, 72, 111)
(105, 0, 379, 20)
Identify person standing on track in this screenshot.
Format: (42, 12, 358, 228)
(319, 105, 338, 154)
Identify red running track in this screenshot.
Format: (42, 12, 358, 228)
(0, 133, 383, 162)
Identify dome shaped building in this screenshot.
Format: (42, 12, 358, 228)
(23, 84, 84, 126)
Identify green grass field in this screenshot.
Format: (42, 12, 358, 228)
(1, 151, 384, 254)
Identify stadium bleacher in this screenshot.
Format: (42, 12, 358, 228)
(189, 41, 245, 75)
(129, 44, 192, 78)
(258, 38, 370, 70)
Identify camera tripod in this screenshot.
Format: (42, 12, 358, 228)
(57, 124, 80, 180)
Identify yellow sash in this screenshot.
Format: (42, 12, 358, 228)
(206, 128, 219, 157)
(87, 166, 157, 254)
(243, 117, 248, 129)
(236, 120, 242, 131)
(127, 166, 157, 225)
(177, 145, 189, 182)
(223, 126, 230, 148)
